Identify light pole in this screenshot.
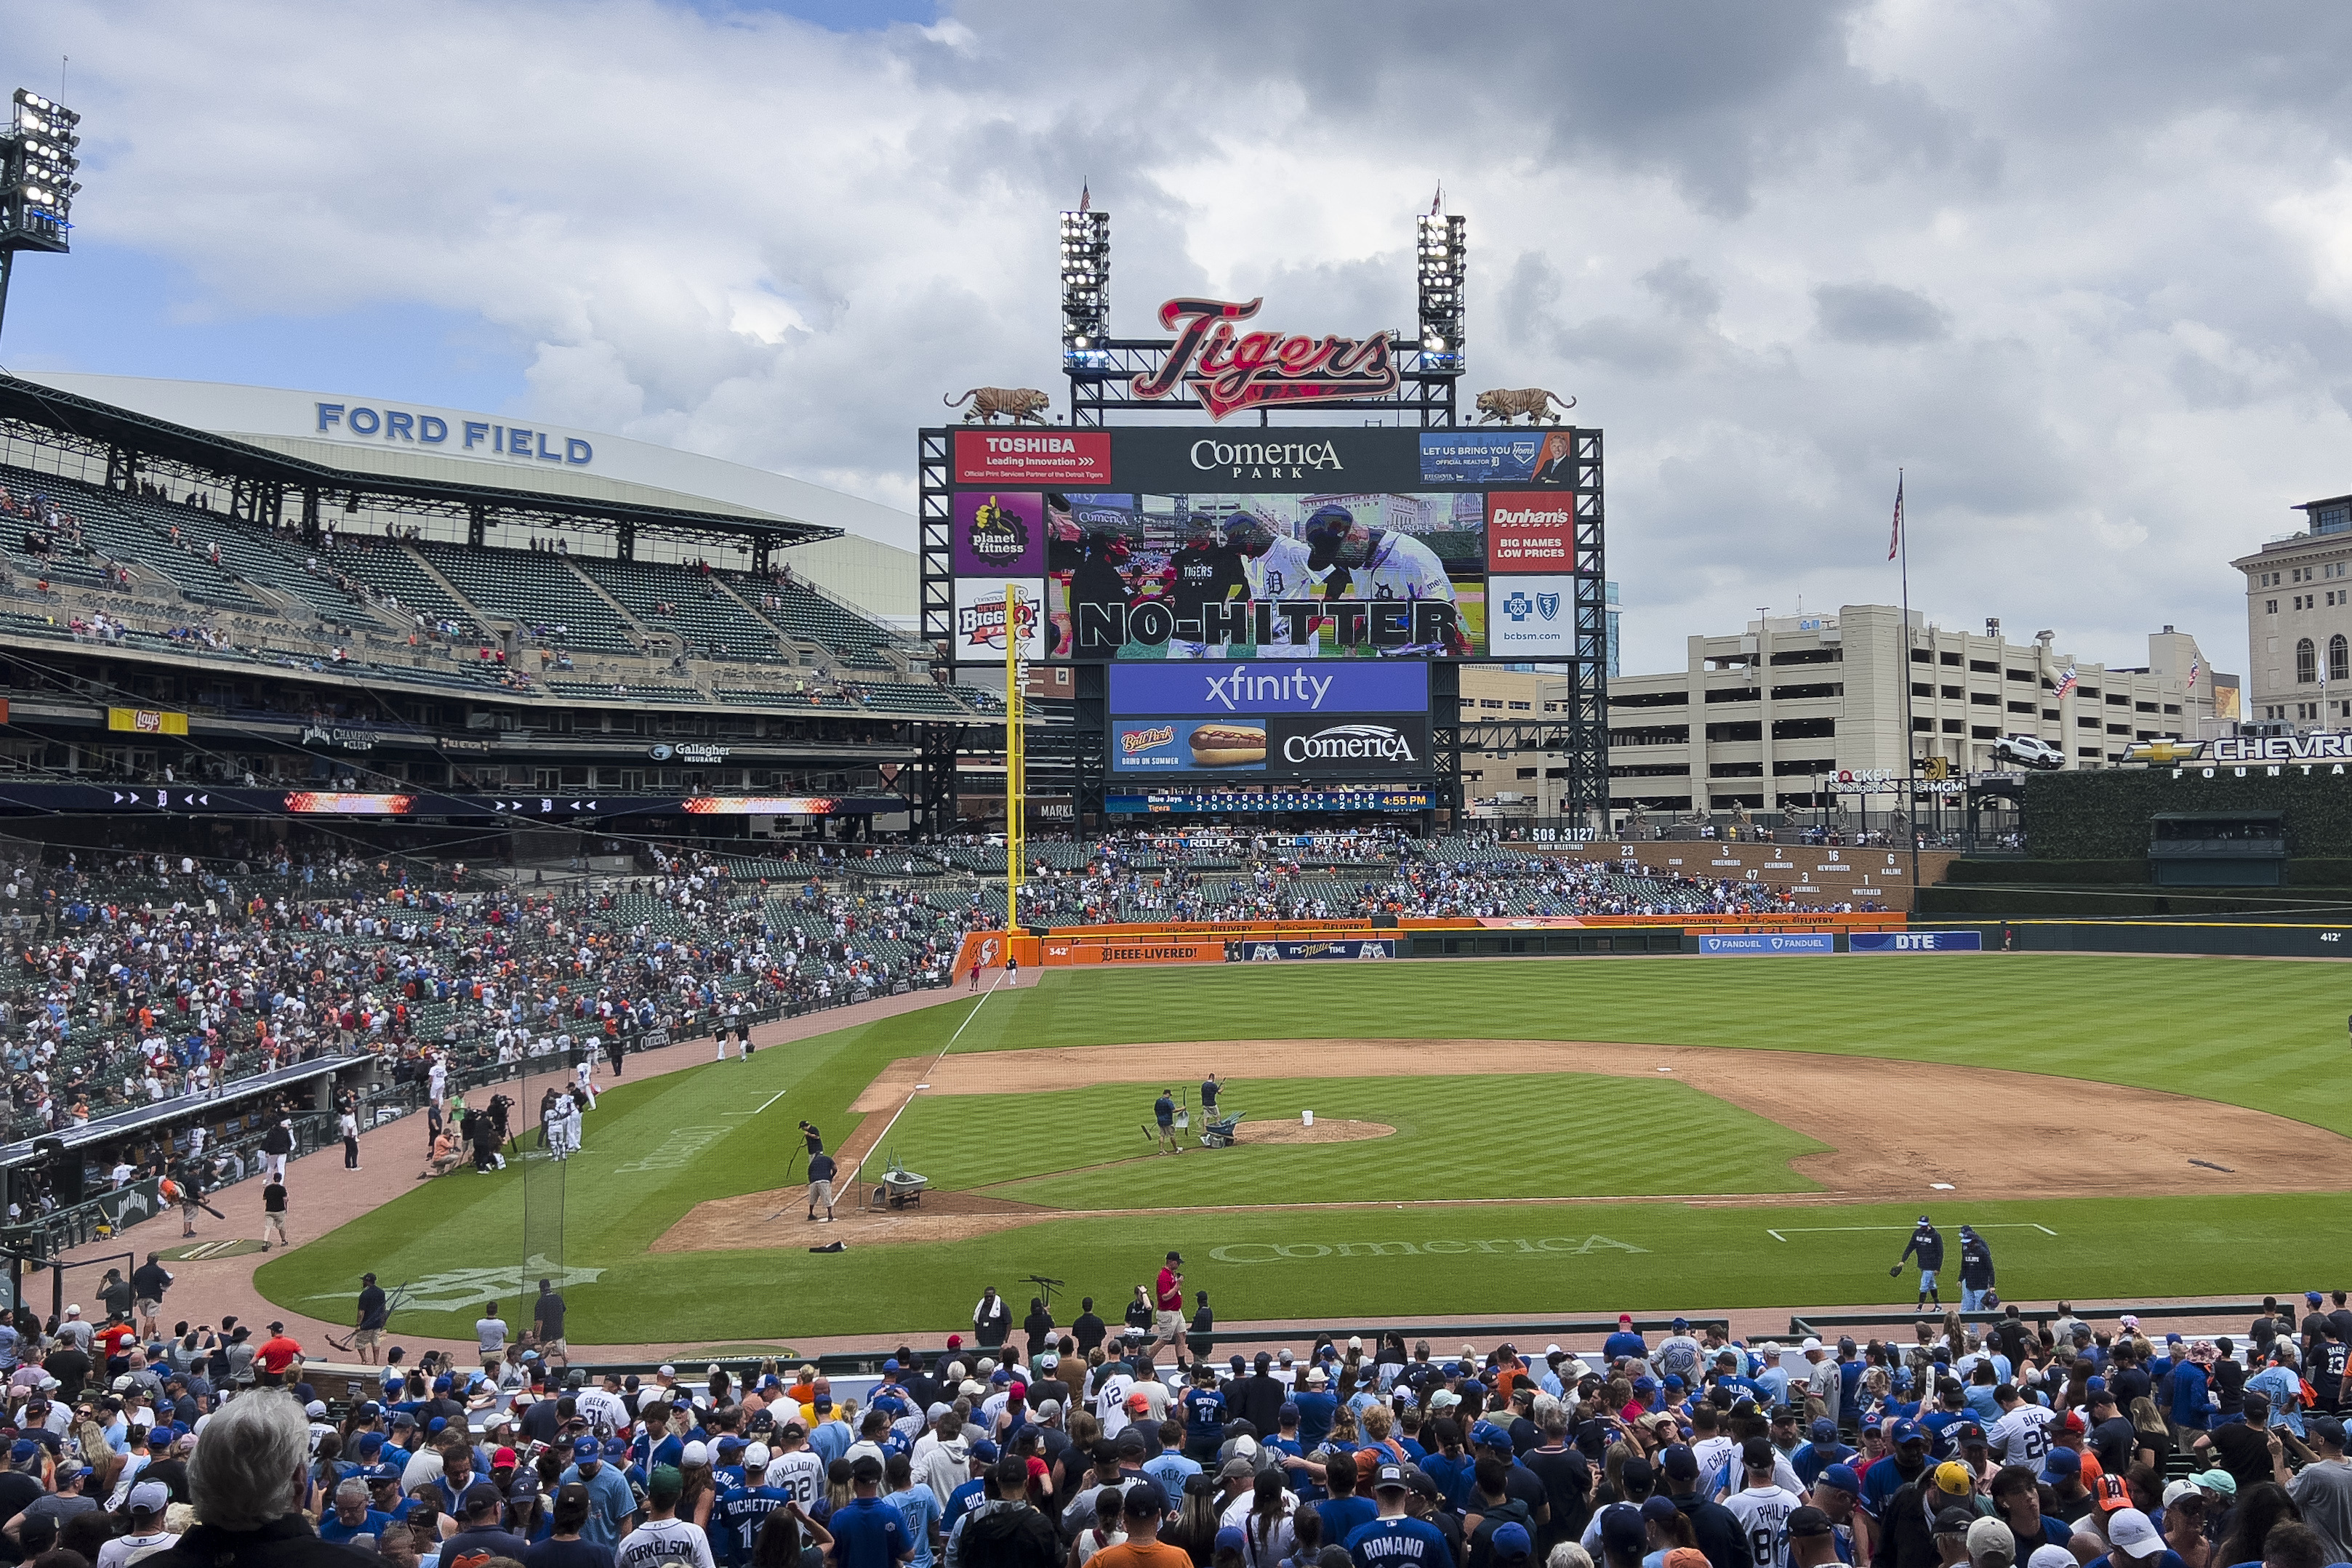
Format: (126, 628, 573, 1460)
(0, 89, 81, 350)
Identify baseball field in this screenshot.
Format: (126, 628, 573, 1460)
(254, 952, 2352, 1347)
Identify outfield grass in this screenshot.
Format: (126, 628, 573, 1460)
(255, 954, 2352, 1343)
(888, 1074, 1827, 1207)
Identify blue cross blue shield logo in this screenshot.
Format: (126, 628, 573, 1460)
(1536, 592, 1561, 622)
(1502, 589, 1534, 623)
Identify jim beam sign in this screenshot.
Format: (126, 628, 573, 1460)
(1133, 297, 1397, 420)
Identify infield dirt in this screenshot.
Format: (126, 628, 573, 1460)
(654, 1038, 2346, 1252)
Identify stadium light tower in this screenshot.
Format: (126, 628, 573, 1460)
(1059, 188, 1110, 371)
(0, 88, 81, 348)
(1417, 196, 1466, 374)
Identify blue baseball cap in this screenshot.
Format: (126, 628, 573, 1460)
(2309, 1292, 2325, 1306)
(1461, 1380, 1486, 1397)
(574, 1437, 601, 1460)
(1491, 1524, 1532, 1560)
(2039, 1448, 2081, 1481)
(1891, 1420, 1924, 1445)
(1471, 1421, 1512, 1450)
(969, 1439, 1000, 1463)
(883, 1359, 900, 1372)
(1818, 1464, 1862, 1495)
(1663, 1376, 1685, 1391)
(354, 1434, 385, 1457)
(1671, 1318, 1689, 1331)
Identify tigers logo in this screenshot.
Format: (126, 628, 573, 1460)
(963, 494, 1031, 566)
(1132, 297, 1399, 420)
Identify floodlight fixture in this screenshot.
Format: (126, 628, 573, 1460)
(0, 87, 83, 346)
(1060, 191, 1111, 369)
(1416, 210, 1466, 373)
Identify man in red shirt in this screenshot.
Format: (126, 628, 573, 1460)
(95, 1320, 137, 1368)
(254, 1322, 302, 1386)
(1155, 1252, 1185, 1371)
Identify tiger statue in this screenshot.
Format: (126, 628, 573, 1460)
(943, 387, 1053, 425)
(1474, 387, 1576, 425)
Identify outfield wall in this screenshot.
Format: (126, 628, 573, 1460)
(952, 911, 1912, 973)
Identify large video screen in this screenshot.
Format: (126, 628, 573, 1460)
(944, 427, 1584, 663)
(1109, 663, 1429, 779)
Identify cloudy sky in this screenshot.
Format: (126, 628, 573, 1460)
(4, 0, 2350, 675)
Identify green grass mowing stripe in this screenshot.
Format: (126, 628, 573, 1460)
(265, 1189, 2352, 1343)
(882, 1074, 1826, 1207)
(963, 960, 2352, 1135)
(254, 957, 2352, 1343)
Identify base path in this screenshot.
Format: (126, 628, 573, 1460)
(657, 1037, 2349, 1253)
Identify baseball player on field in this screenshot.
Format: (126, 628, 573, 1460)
(1897, 1215, 1946, 1311)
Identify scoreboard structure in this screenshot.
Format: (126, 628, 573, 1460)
(916, 202, 1608, 832)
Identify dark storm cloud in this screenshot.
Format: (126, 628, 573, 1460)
(1812, 283, 1950, 345)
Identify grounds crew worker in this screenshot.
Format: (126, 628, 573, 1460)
(1155, 1090, 1181, 1155)
(807, 1148, 838, 1223)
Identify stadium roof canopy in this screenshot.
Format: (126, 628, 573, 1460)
(0, 372, 843, 559)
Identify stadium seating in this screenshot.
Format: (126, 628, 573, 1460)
(734, 574, 899, 665)
(322, 539, 481, 631)
(421, 544, 639, 653)
(575, 557, 787, 662)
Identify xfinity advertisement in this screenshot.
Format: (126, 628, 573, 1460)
(1109, 663, 1430, 779)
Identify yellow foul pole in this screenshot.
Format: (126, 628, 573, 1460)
(1004, 585, 1024, 932)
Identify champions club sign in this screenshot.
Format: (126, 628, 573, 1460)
(1133, 298, 1397, 421)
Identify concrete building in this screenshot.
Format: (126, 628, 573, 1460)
(1602, 605, 2228, 817)
(2232, 494, 2352, 726)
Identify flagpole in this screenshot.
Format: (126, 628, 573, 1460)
(1898, 469, 1919, 898)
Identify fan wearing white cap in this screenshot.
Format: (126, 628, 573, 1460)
(2088, 1508, 2186, 1568)
(95, 1480, 175, 1568)
(53, 1306, 91, 1355)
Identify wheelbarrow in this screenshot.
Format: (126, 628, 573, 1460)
(875, 1152, 927, 1210)
(1199, 1111, 1244, 1149)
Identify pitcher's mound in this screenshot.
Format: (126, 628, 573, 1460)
(1232, 1118, 1394, 1146)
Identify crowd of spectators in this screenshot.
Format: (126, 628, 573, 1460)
(0, 841, 969, 1199)
(973, 830, 1873, 922)
(0, 1287, 2337, 1568)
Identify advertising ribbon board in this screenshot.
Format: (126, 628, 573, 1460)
(1698, 933, 1836, 954)
(1848, 930, 1983, 954)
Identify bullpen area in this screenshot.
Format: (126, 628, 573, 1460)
(254, 952, 2352, 1346)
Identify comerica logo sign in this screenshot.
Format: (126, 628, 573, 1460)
(1282, 723, 1418, 763)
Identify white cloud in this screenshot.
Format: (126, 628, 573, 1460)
(8, 0, 2352, 677)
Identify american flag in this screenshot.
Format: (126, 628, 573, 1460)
(2054, 665, 2078, 699)
(1887, 474, 1904, 562)
(2188, 658, 2199, 690)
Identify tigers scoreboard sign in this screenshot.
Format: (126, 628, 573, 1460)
(934, 426, 1597, 664)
